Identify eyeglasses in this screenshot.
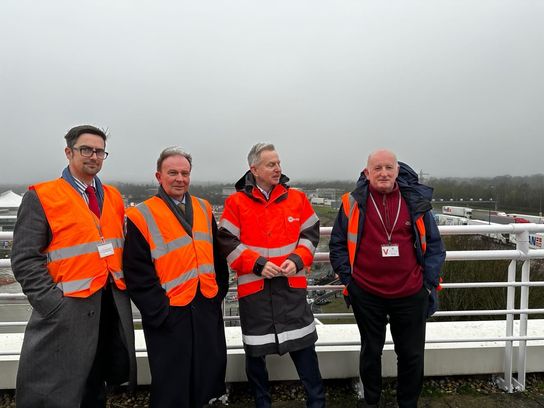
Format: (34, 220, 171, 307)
(72, 146, 109, 159)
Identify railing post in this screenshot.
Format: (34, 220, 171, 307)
(516, 259, 530, 391)
(496, 259, 516, 392)
(514, 230, 530, 392)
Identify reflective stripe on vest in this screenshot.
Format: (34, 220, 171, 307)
(56, 277, 93, 294)
(300, 213, 319, 231)
(111, 270, 124, 280)
(227, 243, 248, 265)
(55, 271, 125, 296)
(56, 272, 124, 294)
(219, 218, 240, 238)
(161, 264, 214, 291)
(226, 240, 299, 265)
(298, 238, 316, 255)
(237, 269, 306, 285)
(277, 320, 316, 344)
(136, 202, 212, 260)
(242, 320, 316, 346)
(47, 238, 124, 263)
(246, 240, 298, 258)
(136, 203, 192, 259)
(242, 332, 276, 346)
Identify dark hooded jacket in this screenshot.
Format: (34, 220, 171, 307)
(329, 162, 446, 316)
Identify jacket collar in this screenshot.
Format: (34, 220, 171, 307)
(234, 170, 290, 203)
(62, 166, 104, 208)
(351, 162, 433, 214)
(157, 186, 193, 235)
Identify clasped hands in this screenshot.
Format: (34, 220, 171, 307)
(261, 260, 297, 278)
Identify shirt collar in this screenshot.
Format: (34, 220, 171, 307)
(255, 184, 272, 200)
(170, 193, 186, 206)
(73, 175, 96, 192)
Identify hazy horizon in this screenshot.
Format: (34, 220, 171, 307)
(2, 172, 544, 190)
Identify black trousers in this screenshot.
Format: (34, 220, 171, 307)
(142, 291, 227, 408)
(245, 345, 326, 408)
(348, 283, 428, 408)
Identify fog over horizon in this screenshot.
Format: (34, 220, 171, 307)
(1, 1, 543, 185)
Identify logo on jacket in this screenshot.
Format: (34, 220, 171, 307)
(287, 216, 300, 223)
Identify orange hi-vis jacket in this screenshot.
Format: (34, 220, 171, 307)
(32, 178, 126, 297)
(341, 193, 428, 269)
(220, 183, 319, 298)
(126, 195, 218, 306)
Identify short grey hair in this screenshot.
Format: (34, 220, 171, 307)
(156, 146, 192, 171)
(247, 143, 275, 167)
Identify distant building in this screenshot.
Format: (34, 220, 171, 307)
(0, 190, 22, 231)
(311, 197, 325, 205)
(0, 190, 22, 215)
(315, 188, 338, 200)
(308, 188, 341, 208)
(222, 187, 236, 197)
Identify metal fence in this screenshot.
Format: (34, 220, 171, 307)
(1, 224, 544, 392)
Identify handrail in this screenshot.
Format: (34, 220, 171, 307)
(0, 232, 13, 240)
(1, 223, 544, 392)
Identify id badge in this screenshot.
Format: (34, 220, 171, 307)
(381, 244, 399, 257)
(97, 242, 115, 258)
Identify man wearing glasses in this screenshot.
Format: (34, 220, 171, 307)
(11, 125, 136, 407)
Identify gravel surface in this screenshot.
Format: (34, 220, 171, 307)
(0, 374, 542, 407)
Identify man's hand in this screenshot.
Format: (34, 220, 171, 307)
(280, 259, 297, 276)
(262, 262, 283, 279)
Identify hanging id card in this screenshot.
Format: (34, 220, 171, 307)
(97, 242, 115, 258)
(381, 244, 399, 257)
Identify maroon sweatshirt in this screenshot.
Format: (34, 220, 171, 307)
(352, 184, 423, 298)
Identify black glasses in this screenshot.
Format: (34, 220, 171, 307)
(72, 146, 109, 159)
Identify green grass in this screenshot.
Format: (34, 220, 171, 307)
(312, 205, 339, 228)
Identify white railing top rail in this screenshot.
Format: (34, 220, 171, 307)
(1, 223, 544, 391)
(0, 231, 13, 240)
(2, 223, 544, 241)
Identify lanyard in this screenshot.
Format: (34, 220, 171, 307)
(369, 191, 402, 244)
(91, 213, 106, 243)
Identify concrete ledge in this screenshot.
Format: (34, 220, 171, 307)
(1, 320, 544, 388)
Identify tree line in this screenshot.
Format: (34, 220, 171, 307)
(429, 174, 544, 214)
(3, 173, 544, 214)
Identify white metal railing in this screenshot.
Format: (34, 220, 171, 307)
(1, 224, 544, 392)
(0, 231, 11, 268)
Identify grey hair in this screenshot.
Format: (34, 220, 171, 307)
(156, 146, 192, 171)
(247, 142, 275, 167)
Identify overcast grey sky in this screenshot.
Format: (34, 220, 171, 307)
(1, 0, 543, 184)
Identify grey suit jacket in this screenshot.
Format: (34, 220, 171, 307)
(11, 188, 137, 407)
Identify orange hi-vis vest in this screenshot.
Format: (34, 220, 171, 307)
(126, 195, 218, 306)
(341, 192, 427, 270)
(32, 178, 126, 297)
